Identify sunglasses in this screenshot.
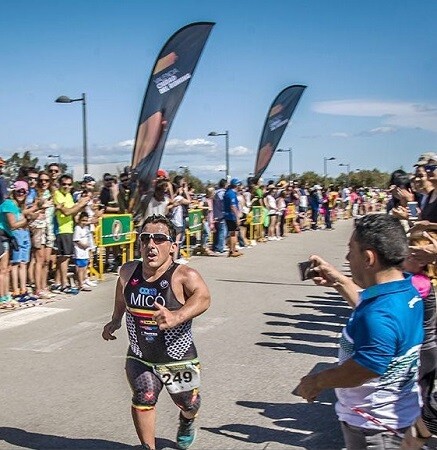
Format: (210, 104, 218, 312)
(49, 169, 59, 173)
(15, 189, 27, 195)
(62, 182, 72, 187)
(139, 232, 173, 244)
(425, 164, 437, 172)
(104, 178, 114, 182)
(28, 176, 38, 181)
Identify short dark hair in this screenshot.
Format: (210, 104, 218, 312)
(59, 174, 72, 183)
(78, 211, 89, 221)
(354, 214, 408, 268)
(142, 214, 176, 242)
(218, 178, 227, 189)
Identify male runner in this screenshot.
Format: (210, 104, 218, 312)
(102, 214, 211, 450)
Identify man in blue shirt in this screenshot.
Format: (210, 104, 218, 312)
(224, 178, 243, 257)
(297, 214, 424, 449)
(212, 179, 227, 254)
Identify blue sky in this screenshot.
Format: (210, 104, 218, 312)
(1, 0, 436, 182)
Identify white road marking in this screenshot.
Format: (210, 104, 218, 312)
(0, 307, 68, 331)
(12, 321, 102, 353)
(276, 425, 313, 435)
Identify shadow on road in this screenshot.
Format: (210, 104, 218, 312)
(258, 289, 351, 359)
(0, 427, 175, 450)
(201, 390, 344, 449)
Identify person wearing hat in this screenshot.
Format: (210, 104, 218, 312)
(264, 184, 279, 240)
(414, 152, 437, 168)
(0, 181, 38, 305)
(156, 168, 169, 180)
(223, 178, 243, 257)
(212, 179, 228, 253)
(419, 155, 437, 223)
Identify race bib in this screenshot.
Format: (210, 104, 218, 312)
(153, 361, 200, 394)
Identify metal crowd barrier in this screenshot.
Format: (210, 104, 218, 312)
(93, 214, 136, 280)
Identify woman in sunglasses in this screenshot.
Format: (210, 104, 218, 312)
(0, 181, 37, 306)
(102, 214, 211, 450)
(418, 159, 437, 223)
(30, 171, 56, 299)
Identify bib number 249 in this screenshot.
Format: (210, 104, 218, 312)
(155, 363, 200, 394)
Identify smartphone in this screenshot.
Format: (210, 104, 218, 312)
(298, 261, 315, 281)
(291, 385, 300, 396)
(407, 201, 419, 220)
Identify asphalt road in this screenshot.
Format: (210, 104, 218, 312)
(0, 219, 362, 450)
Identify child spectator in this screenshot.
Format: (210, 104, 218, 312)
(73, 211, 93, 292)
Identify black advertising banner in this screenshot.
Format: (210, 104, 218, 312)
(131, 22, 215, 193)
(253, 85, 306, 180)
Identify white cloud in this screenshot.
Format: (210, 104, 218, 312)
(358, 126, 398, 137)
(331, 132, 349, 138)
(183, 138, 214, 147)
(229, 145, 252, 156)
(312, 99, 437, 133)
(117, 139, 134, 148)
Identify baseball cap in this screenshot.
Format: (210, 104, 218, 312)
(276, 180, 287, 188)
(230, 178, 242, 187)
(156, 169, 169, 178)
(83, 175, 95, 183)
(12, 180, 28, 192)
(414, 152, 437, 167)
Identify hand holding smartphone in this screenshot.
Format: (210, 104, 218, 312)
(298, 260, 315, 281)
(407, 201, 419, 220)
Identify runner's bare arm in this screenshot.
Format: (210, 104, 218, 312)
(102, 261, 137, 340)
(154, 267, 211, 330)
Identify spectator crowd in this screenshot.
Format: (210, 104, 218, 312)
(0, 153, 433, 312)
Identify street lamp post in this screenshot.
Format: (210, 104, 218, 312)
(208, 130, 229, 179)
(339, 163, 351, 185)
(277, 148, 293, 181)
(55, 93, 88, 175)
(323, 156, 336, 181)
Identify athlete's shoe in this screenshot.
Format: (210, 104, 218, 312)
(50, 284, 62, 294)
(61, 286, 80, 295)
(176, 413, 197, 449)
(18, 292, 39, 303)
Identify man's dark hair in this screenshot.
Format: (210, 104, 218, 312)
(142, 214, 176, 242)
(354, 214, 408, 268)
(59, 174, 72, 183)
(218, 178, 227, 189)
